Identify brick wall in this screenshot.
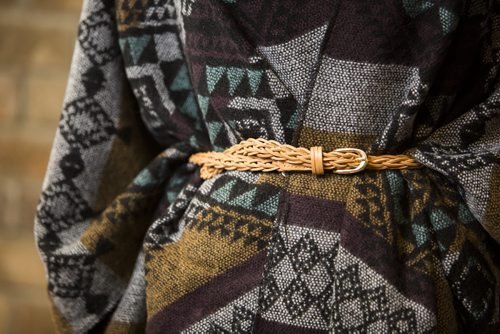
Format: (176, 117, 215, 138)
(0, 1, 82, 333)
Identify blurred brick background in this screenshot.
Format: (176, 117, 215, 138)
(0, 0, 82, 332)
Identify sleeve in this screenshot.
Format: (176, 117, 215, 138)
(413, 4, 500, 243)
(34, 0, 205, 332)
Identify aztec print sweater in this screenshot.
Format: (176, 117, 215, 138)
(35, 0, 500, 333)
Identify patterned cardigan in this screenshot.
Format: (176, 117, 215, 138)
(35, 0, 499, 333)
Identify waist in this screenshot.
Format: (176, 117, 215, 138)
(189, 138, 422, 180)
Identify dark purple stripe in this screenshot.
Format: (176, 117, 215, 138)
(285, 192, 346, 232)
(322, 0, 452, 67)
(146, 250, 267, 333)
(185, 0, 254, 63)
(229, 0, 337, 46)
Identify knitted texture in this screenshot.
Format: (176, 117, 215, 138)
(35, 0, 500, 333)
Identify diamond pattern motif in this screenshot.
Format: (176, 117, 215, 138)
(47, 254, 94, 298)
(259, 225, 434, 331)
(183, 291, 258, 334)
(35, 0, 500, 331)
(37, 181, 92, 233)
(60, 97, 115, 148)
(289, 233, 321, 274)
(331, 265, 420, 333)
(187, 204, 273, 251)
(282, 277, 315, 319)
(259, 227, 339, 327)
(79, 9, 119, 65)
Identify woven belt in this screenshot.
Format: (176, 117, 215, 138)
(189, 138, 422, 180)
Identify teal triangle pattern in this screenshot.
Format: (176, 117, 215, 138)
(402, 0, 434, 18)
(229, 188, 257, 207)
(439, 7, 458, 35)
(133, 169, 156, 186)
(385, 171, 407, 224)
(412, 224, 430, 247)
(255, 193, 280, 216)
(206, 121, 223, 150)
(170, 65, 192, 91)
(227, 68, 246, 95)
(286, 106, 300, 129)
(118, 38, 127, 53)
(167, 191, 178, 203)
(206, 66, 226, 93)
(169, 175, 186, 187)
(430, 208, 454, 230)
(246, 69, 263, 96)
(212, 179, 238, 203)
(197, 95, 210, 116)
(127, 36, 152, 64)
(181, 92, 199, 119)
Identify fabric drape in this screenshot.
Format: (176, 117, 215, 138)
(35, 0, 499, 333)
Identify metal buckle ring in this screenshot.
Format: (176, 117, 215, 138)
(333, 148, 368, 174)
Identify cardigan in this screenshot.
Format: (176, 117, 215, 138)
(35, 0, 500, 332)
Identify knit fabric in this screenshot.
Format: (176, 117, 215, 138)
(35, 0, 500, 333)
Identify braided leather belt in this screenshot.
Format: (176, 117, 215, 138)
(189, 138, 422, 180)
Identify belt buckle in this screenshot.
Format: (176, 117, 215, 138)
(333, 148, 368, 174)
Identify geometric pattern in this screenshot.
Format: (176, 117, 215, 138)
(336, 266, 393, 331)
(145, 183, 201, 248)
(35, 0, 500, 332)
(117, 0, 177, 31)
(258, 24, 328, 104)
(181, 224, 438, 333)
(59, 97, 116, 149)
(79, 8, 119, 65)
(36, 180, 92, 234)
(227, 97, 287, 143)
(442, 240, 497, 323)
(182, 289, 259, 334)
(330, 263, 425, 333)
(47, 253, 95, 298)
(187, 204, 273, 251)
(205, 65, 263, 96)
(207, 176, 282, 217)
(258, 224, 436, 332)
(259, 225, 339, 329)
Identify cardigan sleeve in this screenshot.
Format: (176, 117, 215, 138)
(34, 0, 204, 332)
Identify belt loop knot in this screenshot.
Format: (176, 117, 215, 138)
(310, 146, 324, 175)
